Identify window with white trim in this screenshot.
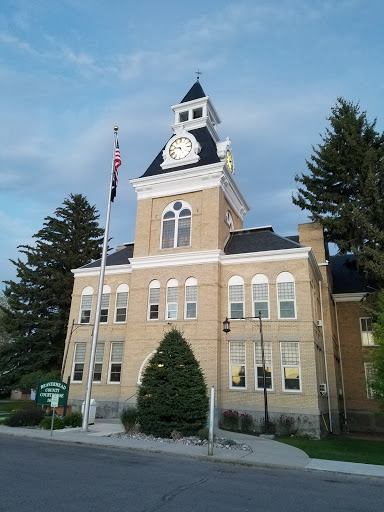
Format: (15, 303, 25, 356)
(93, 343, 104, 382)
(360, 318, 374, 346)
(166, 279, 178, 319)
(161, 200, 192, 249)
(229, 341, 246, 389)
(364, 362, 374, 399)
(228, 276, 244, 319)
(100, 285, 111, 323)
(252, 274, 269, 319)
(115, 284, 129, 322)
(281, 342, 301, 391)
(225, 210, 234, 230)
(80, 286, 93, 324)
(277, 272, 296, 319)
(109, 343, 123, 383)
(148, 280, 160, 320)
(185, 277, 197, 319)
(72, 343, 86, 382)
(254, 341, 273, 390)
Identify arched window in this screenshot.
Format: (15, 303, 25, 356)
(100, 285, 111, 323)
(137, 350, 157, 385)
(166, 279, 178, 319)
(80, 286, 93, 324)
(252, 274, 269, 319)
(161, 200, 192, 249)
(276, 272, 296, 319)
(148, 280, 160, 320)
(115, 284, 129, 323)
(228, 276, 244, 319)
(225, 210, 234, 230)
(185, 277, 197, 319)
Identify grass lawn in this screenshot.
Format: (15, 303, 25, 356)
(277, 436, 384, 466)
(0, 401, 33, 414)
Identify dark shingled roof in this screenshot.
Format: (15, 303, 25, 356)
(224, 227, 303, 255)
(180, 81, 206, 103)
(330, 255, 372, 294)
(81, 243, 134, 269)
(139, 127, 220, 178)
(286, 235, 300, 244)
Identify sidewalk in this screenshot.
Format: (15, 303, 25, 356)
(1, 420, 384, 478)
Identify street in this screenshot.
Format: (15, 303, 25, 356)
(0, 435, 383, 512)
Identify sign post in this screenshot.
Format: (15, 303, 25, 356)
(49, 394, 59, 436)
(36, 380, 68, 436)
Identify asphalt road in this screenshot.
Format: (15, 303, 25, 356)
(0, 435, 383, 512)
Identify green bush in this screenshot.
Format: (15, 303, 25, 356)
(63, 412, 82, 428)
(120, 407, 138, 432)
(198, 427, 209, 441)
(240, 413, 253, 433)
(6, 406, 45, 427)
(40, 416, 65, 430)
(221, 410, 239, 431)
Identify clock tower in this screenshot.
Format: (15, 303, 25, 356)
(130, 80, 249, 258)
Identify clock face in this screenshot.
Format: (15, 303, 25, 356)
(226, 150, 234, 172)
(169, 137, 192, 160)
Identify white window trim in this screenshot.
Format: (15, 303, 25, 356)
(79, 286, 94, 324)
(147, 280, 160, 321)
(229, 341, 247, 390)
(277, 272, 297, 320)
(364, 362, 374, 399)
(160, 200, 192, 250)
(107, 343, 123, 384)
(254, 341, 273, 391)
(137, 350, 157, 385)
(99, 285, 111, 324)
(252, 274, 270, 320)
(93, 343, 105, 384)
(71, 343, 86, 383)
(166, 279, 178, 320)
(280, 342, 301, 393)
(360, 317, 375, 346)
(184, 277, 197, 320)
(114, 284, 129, 324)
(228, 276, 245, 320)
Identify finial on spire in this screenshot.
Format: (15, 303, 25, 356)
(195, 69, 202, 80)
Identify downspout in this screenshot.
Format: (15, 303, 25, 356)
(334, 302, 347, 424)
(319, 279, 333, 432)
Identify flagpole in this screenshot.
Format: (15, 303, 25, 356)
(82, 126, 119, 430)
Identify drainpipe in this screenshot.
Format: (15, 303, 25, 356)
(319, 279, 333, 432)
(334, 302, 347, 423)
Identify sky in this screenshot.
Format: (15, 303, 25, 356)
(1, 0, 384, 290)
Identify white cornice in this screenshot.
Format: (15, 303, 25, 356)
(72, 264, 132, 278)
(333, 292, 367, 303)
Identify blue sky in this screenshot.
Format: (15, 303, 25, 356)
(1, 0, 384, 289)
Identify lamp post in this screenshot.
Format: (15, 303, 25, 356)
(223, 312, 270, 435)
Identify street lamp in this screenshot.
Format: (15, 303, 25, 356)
(223, 312, 270, 435)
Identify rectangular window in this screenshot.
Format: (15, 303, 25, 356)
(185, 285, 197, 319)
(179, 111, 189, 122)
(72, 343, 86, 382)
(229, 341, 246, 389)
(167, 286, 178, 319)
(281, 342, 301, 391)
(100, 293, 110, 323)
(193, 107, 203, 119)
(80, 294, 92, 324)
(364, 363, 374, 399)
(177, 217, 191, 247)
(115, 292, 128, 322)
(109, 343, 123, 383)
(253, 283, 269, 319)
(229, 285, 244, 319)
(148, 288, 160, 320)
(93, 343, 104, 382)
(254, 342, 272, 390)
(360, 318, 374, 346)
(162, 219, 175, 249)
(278, 282, 296, 319)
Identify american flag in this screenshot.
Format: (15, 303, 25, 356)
(111, 138, 121, 202)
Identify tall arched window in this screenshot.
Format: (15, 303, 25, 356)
(115, 284, 129, 323)
(276, 272, 296, 319)
(148, 280, 160, 320)
(166, 279, 179, 319)
(252, 274, 269, 319)
(161, 200, 192, 249)
(185, 277, 197, 319)
(228, 276, 244, 319)
(100, 285, 111, 323)
(80, 286, 93, 324)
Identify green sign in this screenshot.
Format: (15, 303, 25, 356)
(37, 380, 67, 406)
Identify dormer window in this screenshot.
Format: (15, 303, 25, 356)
(193, 107, 203, 119)
(179, 111, 189, 122)
(161, 200, 192, 249)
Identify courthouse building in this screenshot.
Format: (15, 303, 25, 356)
(62, 80, 383, 435)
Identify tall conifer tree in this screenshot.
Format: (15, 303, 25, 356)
(293, 98, 384, 285)
(0, 194, 104, 388)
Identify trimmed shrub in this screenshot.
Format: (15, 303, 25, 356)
(240, 413, 253, 433)
(40, 416, 65, 430)
(6, 406, 45, 427)
(63, 412, 82, 428)
(198, 427, 209, 441)
(221, 410, 239, 431)
(120, 407, 138, 432)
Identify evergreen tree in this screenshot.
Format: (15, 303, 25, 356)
(137, 329, 209, 437)
(0, 194, 104, 388)
(369, 290, 384, 410)
(293, 98, 384, 285)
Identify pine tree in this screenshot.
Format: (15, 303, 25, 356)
(369, 290, 384, 410)
(0, 194, 104, 388)
(293, 98, 384, 285)
(137, 329, 209, 437)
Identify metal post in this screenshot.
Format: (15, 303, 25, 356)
(259, 312, 270, 435)
(208, 386, 215, 456)
(63, 376, 70, 417)
(50, 408, 55, 437)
